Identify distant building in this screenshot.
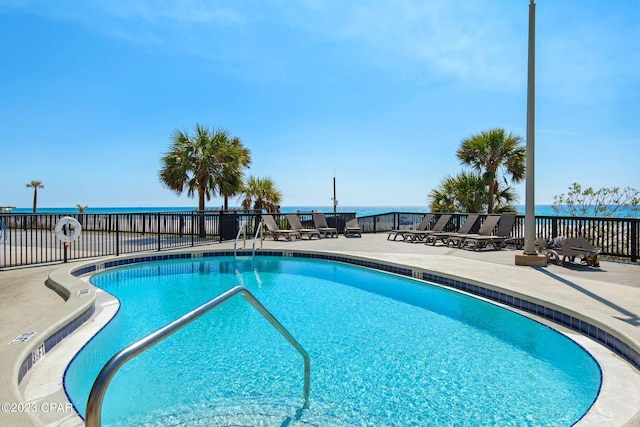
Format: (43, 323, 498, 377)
(1, 206, 15, 213)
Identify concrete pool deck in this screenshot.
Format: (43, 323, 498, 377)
(1, 233, 639, 426)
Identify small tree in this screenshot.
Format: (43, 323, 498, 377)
(26, 180, 44, 213)
(428, 171, 487, 213)
(552, 183, 640, 218)
(240, 176, 282, 213)
(159, 124, 250, 211)
(456, 128, 525, 213)
(428, 171, 518, 213)
(159, 124, 249, 236)
(218, 136, 251, 211)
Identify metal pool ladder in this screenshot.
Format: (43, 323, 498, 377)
(85, 285, 310, 427)
(234, 220, 262, 259)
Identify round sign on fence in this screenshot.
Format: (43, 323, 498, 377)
(54, 216, 82, 242)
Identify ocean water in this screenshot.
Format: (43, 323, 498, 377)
(5, 205, 635, 217)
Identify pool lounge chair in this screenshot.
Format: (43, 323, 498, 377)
(262, 214, 301, 241)
(543, 236, 601, 267)
(312, 213, 338, 238)
(344, 218, 362, 237)
(402, 214, 452, 242)
(387, 213, 434, 241)
(424, 213, 479, 246)
(457, 213, 516, 250)
(286, 214, 321, 240)
(446, 214, 501, 248)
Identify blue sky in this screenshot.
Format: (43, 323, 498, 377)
(1, 1, 638, 209)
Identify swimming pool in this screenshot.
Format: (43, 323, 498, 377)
(65, 256, 601, 426)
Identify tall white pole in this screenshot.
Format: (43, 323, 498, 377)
(523, 0, 537, 255)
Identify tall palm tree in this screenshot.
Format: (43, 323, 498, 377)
(240, 176, 282, 213)
(26, 180, 44, 213)
(456, 128, 525, 213)
(159, 124, 249, 211)
(219, 136, 251, 210)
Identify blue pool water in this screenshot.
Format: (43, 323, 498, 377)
(65, 257, 601, 426)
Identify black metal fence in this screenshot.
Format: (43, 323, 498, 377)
(1, 210, 637, 268)
(356, 212, 639, 262)
(0, 211, 356, 268)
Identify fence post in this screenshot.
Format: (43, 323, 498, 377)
(191, 212, 195, 246)
(632, 218, 638, 262)
(114, 215, 120, 256)
(157, 214, 161, 252)
(219, 211, 223, 243)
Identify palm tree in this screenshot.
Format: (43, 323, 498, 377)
(456, 128, 525, 213)
(26, 180, 44, 213)
(218, 136, 251, 210)
(492, 186, 519, 213)
(428, 171, 519, 213)
(240, 176, 282, 213)
(159, 124, 250, 211)
(428, 171, 487, 213)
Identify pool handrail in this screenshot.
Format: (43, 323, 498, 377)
(233, 220, 247, 258)
(85, 285, 311, 426)
(253, 221, 262, 257)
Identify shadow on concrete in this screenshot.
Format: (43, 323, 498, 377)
(534, 266, 640, 327)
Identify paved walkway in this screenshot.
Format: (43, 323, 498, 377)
(1, 234, 639, 426)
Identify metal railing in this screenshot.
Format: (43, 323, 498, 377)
(0, 211, 357, 268)
(0, 211, 217, 268)
(85, 285, 310, 427)
(234, 220, 247, 258)
(253, 221, 263, 258)
(233, 219, 263, 259)
(3, 210, 634, 266)
(355, 212, 639, 262)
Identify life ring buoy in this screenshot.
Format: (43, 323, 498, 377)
(55, 216, 82, 242)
